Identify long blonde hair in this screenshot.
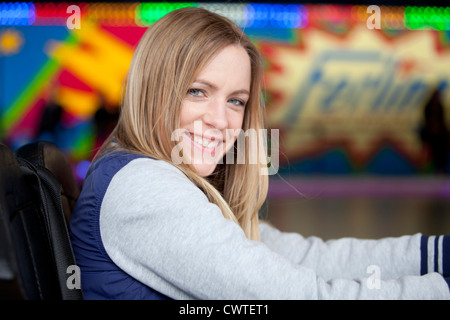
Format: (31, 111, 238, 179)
(97, 7, 268, 241)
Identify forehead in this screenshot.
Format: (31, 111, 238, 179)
(194, 45, 251, 90)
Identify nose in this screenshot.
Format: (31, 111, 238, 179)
(203, 98, 228, 130)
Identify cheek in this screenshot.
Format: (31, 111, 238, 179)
(229, 109, 245, 130)
(225, 111, 245, 144)
(179, 102, 193, 128)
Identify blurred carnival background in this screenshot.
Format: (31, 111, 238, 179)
(1, 1, 450, 239)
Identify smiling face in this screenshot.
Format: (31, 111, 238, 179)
(179, 44, 251, 177)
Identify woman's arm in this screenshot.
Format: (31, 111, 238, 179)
(259, 216, 450, 283)
(100, 158, 450, 299)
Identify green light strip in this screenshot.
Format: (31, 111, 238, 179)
(136, 2, 197, 26)
(405, 6, 450, 30)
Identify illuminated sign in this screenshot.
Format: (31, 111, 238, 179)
(263, 24, 450, 172)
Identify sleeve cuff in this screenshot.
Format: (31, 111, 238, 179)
(421, 235, 450, 277)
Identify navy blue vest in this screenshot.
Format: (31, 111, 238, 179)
(70, 152, 170, 299)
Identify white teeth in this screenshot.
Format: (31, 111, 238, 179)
(207, 140, 219, 148)
(192, 135, 219, 148)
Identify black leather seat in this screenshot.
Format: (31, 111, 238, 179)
(0, 143, 34, 299)
(0, 142, 83, 299)
(15, 141, 80, 226)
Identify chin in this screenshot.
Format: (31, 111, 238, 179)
(193, 163, 217, 177)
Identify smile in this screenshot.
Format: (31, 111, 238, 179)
(185, 132, 223, 151)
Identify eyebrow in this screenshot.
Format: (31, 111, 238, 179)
(193, 78, 250, 96)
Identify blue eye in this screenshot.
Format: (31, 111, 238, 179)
(187, 88, 203, 96)
(229, 98, 246, 107)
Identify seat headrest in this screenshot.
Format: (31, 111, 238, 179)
(15, 141, 80, 224)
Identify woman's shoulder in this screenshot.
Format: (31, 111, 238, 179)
(89, 151, 150, 175)
(89, 151, 182, 181)
(91, 151, 197, 198)
(100, 152, 211, 215)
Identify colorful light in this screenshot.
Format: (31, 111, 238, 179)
(405, 6, 450, 30)
(198, 3, 247, 27)
(136, 2, 196, 26)
(244, 4, 307, 29)
(0, 2, 35, 25)
(86, 2, 137, 26)
(33, 2, 71, 26)
(1, 3, 450, 30)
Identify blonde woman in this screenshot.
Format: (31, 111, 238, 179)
(70, 7, 450, 299)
